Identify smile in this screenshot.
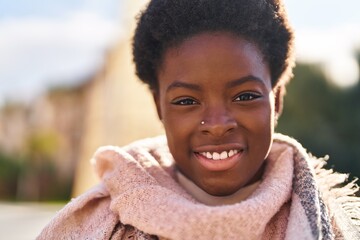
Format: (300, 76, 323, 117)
(194, 148, 244, 172)
(198, 150, 241, 160)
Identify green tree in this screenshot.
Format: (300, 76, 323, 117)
(16, 130, 59, 201)
(277, 60, 360, 179)
(0, 152, 22, 200)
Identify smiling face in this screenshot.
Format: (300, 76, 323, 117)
(154, 32, 281, 196)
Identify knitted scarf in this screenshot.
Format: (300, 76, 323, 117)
(38, 134, 360, 239)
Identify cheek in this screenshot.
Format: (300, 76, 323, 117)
(256, 92, 276, 128)
(243, 101, 274, 133)
(244, 110, 273, 143)
(240, 94, 275, 149)
(162, 113, 197, 175)
(161, 106, 199, 153)
(252, 94, 276, 155)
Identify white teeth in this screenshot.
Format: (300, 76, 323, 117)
(220, 151, 228, 160)
(228, 150, 234, 157)
(212, 152, 220, 160)
(199, 149, 240, 160)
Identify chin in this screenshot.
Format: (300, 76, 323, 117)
(201, 183, 240, 196)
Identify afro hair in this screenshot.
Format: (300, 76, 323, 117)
(133, 0, 295, 91)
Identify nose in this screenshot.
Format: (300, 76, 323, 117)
(200, 106, 237, 137)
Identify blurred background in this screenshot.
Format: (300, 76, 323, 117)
(0, 0, 359, 238)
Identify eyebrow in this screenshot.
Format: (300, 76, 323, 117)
(226, 75, 266, 89)
(166, 75, 266, 93)
(166, 81, 201, 92)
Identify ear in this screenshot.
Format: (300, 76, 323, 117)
(274, 85, 285, 117)
(152, 90, 162, 120)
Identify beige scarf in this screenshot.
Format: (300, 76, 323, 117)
(38, 134, 360, 239)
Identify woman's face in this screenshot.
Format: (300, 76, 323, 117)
(154, 32, 280, 196)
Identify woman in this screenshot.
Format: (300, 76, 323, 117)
(38, 0, 360, 239)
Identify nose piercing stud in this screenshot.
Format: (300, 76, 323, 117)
(200, 121, 205, 125)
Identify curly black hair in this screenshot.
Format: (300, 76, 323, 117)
(133, 0, 295, 91)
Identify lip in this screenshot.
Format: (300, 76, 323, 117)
(193, 143, 246, 172)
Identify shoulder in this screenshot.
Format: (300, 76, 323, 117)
(37, 184, 118, 239)
(38, 183, 159, 240)
(92, 135, 174, 180)
(38, 135, 169, 240)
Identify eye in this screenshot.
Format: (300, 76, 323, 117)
(234, 92, 261, 101)
(171, 97, 199, 105)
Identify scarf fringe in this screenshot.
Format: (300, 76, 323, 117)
(274, 133, 360, 233)
(310, 154, 360, 229)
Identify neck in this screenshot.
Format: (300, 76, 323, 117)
(176, 170, 261, 206)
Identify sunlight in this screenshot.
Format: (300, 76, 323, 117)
(324, 55, 359, 88)
(295, 26, 360, 88)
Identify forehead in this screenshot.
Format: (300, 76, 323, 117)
(171, 32, 262, 59)
(158, 32, 271, 89)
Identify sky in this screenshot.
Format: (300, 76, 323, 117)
(0, 0, 123, 105)
(285, 0, 360, 88)
(0, 0, 359, 105)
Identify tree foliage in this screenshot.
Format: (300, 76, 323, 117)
(277, 58, 360, 179)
